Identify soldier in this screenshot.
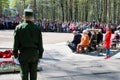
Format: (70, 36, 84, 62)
(12, 9, 44, 80)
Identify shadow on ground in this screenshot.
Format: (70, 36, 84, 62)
(71, 47, 120, 57)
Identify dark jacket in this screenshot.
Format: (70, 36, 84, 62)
(13, 21, 44, 62)
(72, 33, 81, 47)
(97, 32, 103, 44)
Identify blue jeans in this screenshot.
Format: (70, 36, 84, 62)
(106, 48, 110, 56)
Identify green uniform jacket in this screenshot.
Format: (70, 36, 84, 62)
(13, 21, 44, 62)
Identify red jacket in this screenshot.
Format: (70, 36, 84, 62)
(103, 31, 112, 48)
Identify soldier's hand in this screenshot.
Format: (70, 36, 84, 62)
(39, 59, 41, 63)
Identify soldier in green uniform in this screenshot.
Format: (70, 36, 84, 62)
(13, 9, 44, 80)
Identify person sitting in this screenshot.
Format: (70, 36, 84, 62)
(76, 30, 89, 53)
(68, 31, 81, 52)
(89, 31, 98, 51)
(111, 31, 120, 48)
(97, 29, 103, 46)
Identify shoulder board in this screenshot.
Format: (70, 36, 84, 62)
(17, 22, 28, 29)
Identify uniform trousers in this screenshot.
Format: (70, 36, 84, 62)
(19, 60, 38, 80)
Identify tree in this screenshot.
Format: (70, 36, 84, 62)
(74, 0, 79, 21)
(14, 0, 120, 23)
(0, 0, 2, 18)
(69, 0, 73, 21)
(16, 0, 24, 16)
(60, 0, 65, 21)
(2, 0, 9, 9)
(10, 0, 16, 8)
(34, 0, 37, 20)
(117, 0, 120, 23)
(0, 0, 9, 18)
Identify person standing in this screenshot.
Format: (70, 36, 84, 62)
(103, 25, 112, 59)
(13, 9, 44, 80)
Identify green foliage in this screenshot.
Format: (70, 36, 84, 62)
(2, 0, 9, 9)
(7, 0, 120, 23)
(10, 0, 16, 8)
(0, 0, 9, 17)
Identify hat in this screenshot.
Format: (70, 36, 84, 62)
(72, 30, 77, 34)
(24, 9, 33, 16)
(83, 30, 88, 34)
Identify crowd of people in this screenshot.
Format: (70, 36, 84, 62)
(35, 20, 120, 34)
(68, 24, 120, 59)
(0, 18, 120, 34)
(0, 20, 19, 30)
(68, 29, 103, 52)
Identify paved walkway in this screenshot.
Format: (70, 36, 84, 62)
(0, 30, 120, 80)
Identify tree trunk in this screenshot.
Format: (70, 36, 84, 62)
(51, 0, 53, 20)
(23, 0, 25, 9)
(103, 0, 107, 22)
(65, 0, 69, 21)
(113, 0, 117, 23)
(117, 1, 120, 23)
(74, 0, 78, 21)
(85, 0, 88, 21)
(92, 0, 95, 21)
(81, 0, 85, 21)
(34, 0, 37, 20)
(0, 0, 2, 18)
(96, 0, 101, 22)
(69, 0, 73, 21)
(60, 0, 64, 21)
(53, 0, 55, 21)
(108, 0, 112, 22)
(100, 0, 103, 22)
(41, 5, 44, 19)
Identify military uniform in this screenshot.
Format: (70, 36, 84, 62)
(13, 9, 44, 80)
